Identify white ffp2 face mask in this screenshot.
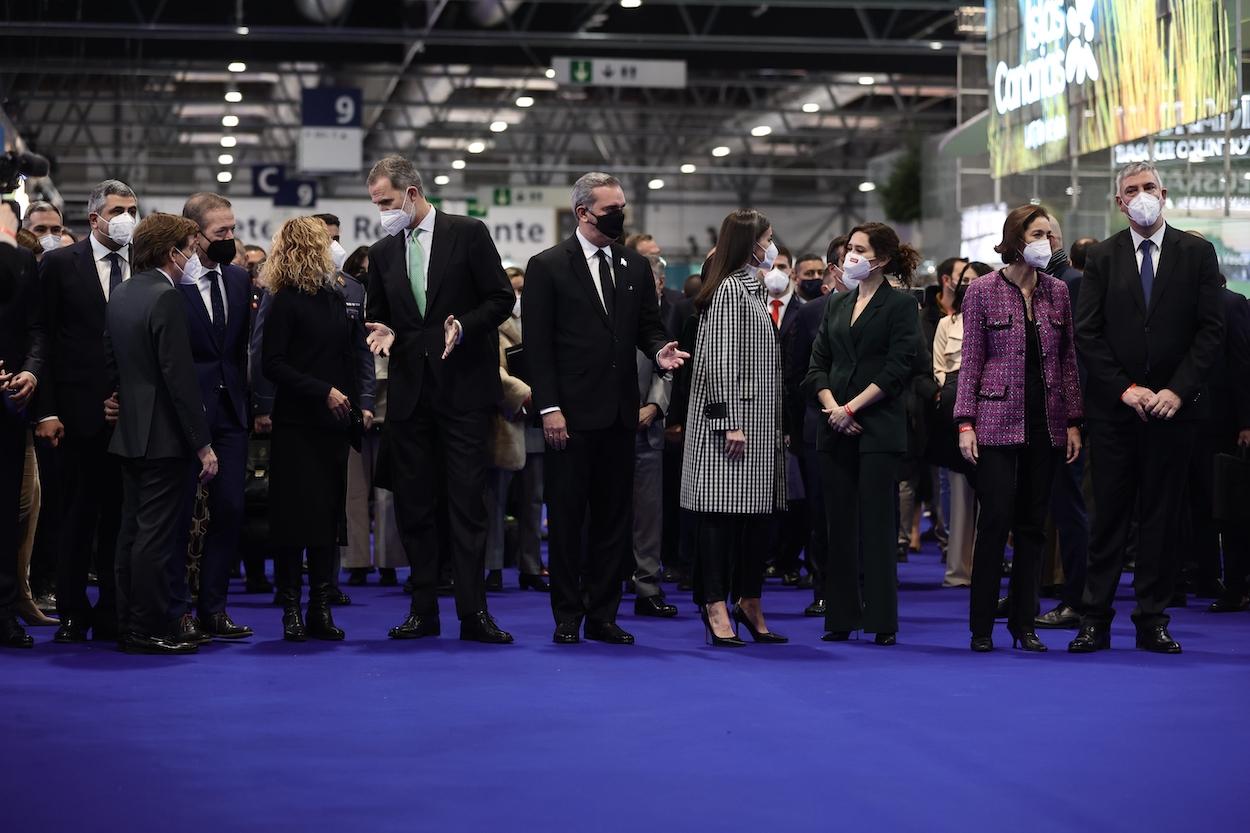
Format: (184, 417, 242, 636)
(840, 252, 872, 289)
(763, 267, 789, 295)
(107, 212, 137, 246)
(330, 240, 348, 270)
(753, 240, 778, 271)
(179, 252, 207, 284)
(379, 191, 415, 237)
(1126, 192, 1162, 228)
(38, 233, 62, 253)
(1022, 239, 1053, 269)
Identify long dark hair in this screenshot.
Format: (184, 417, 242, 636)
(952, 261, 993, 313)
(693, 208, 771, 312)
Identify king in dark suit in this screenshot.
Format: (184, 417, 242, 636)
(1071, 162, 1225, 654)
(363, 155, 516, 644)
(522, 172, 688, 645)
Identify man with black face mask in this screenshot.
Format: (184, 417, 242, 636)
(523, 172, 689, 645)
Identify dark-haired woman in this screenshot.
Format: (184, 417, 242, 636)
(955, 207, 1082, 652)
(681, 210, 787, 648)
(804, 223, 921, 645)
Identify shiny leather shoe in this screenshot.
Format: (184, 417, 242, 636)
(553, 620, 581, 644)
(995, 597, 1009, 619)
(1009, 630, 1048, 652)
(388, 613, 441, 640)
(519, 573, 550, 592)
(1035, 603, 1081, 629)
(378, 568, 399, 587)
(327, 588, 352, 607)
(0, 617, 34, 649)
(119, 632, 197, 655)
(585, 621, 634, 644)
(178, 614, 213, 645)
(821, 630, 852, 642)
(282, 607, 307, 642)
(804, 599, 826, 617)
(203, 612, 253, 640)
(873, 632, 897, 646)
(971, 636, 994, 652)
(1067, 625, 1110, 653)
(459, 611, 514, 644)
(1207, 593, 1250, 613)
(731, 605, 788, 643)
(1135, 624, 1182, 654)
(700, 610, 746, 648)
(305, 603, 345, 641)
(53, 616, 90, 643)
(635, 596, 678, 618)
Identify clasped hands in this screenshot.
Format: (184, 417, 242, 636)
(822, 401, 862, 436)
(365, 316, 461, 361)
(1122, 386, 1182, 422)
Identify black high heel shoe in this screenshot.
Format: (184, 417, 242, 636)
(731, 605, 788, 644)
(821, 630, 852, 642)
(971, 636, 994, 652)
(873, 632, 897, 646)
(1009, 630, 1047, 652)
(700, 608, 746, 648)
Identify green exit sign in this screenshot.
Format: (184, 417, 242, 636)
(571, 60, 593, 84)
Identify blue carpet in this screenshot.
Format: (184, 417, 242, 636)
(2, 547, 1247, 833)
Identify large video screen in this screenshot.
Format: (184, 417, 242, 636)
(987, 0, 1238, 178)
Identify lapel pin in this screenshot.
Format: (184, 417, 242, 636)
(620, 257, 627, 267)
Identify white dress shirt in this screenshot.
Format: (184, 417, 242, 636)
(195, 268, 228, 324)
(576, 227, 616, 312)
(1129, 222, 1166, 273)
(768, 289, 794, 326)
(404, 204, 437, 291)
(91, 233, 131, 300)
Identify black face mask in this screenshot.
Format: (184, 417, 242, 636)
(587, 207, 626, 241)
(799, 279, 823, 299)
(203, 237, 237, 266)
(1043, 246, 1070, 276)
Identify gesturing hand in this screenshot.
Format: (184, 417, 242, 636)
(442, 316, 461, 360)
(724, 429, 746, 460)
(326, 387, 350, 421)
(365, 322, 395, 357)
(542, 410, 569, 451)
(5, 371, 37, 408)
(656, 341, 690, 371)
(1145, 388, 1182, 420)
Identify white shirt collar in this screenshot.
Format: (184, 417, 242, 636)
(1129, 222, 1166, 253)
(156, 267, 174, 285)
(773, 289, 793, 306)
(575, 228, 612, 261)
(90, 232, 128, 263)
(407, 204, 437, 240)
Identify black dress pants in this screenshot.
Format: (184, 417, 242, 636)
(115, 456, 197, 638)
(1049, 445, 1089, 609)
(55, 430, 122, 626)
(691, 512, 769, 605)
(387, 381, 492, 621)
(820, 441, 901, 634)
(970, 432, 1059, 637)
(1081, 419, 1195, 629)
(275, 544, 335, 603)
(800, 440, 827, 602)
(545, 417, 634, 625)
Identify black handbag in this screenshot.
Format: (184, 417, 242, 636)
(1213, 447, 1250, 524)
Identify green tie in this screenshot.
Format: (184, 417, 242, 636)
(407, 229, 426, 316)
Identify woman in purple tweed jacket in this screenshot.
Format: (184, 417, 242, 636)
(954, 205, 1083, 653)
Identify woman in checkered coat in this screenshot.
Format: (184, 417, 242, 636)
(680, 209, 787, 647)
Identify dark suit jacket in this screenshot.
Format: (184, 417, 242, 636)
(523, 234, 671, 432)
(659, 287, 694, 341)
(1075, 225, 1224, 422)
(0, 244, 45, 418)
(105, 270, 209, 459)
(803, 283, 920, 454)
(1210, 288, 1250, 434)
(35, 237, 120, 435)
(176, 263, 250, 429)
(365, 210, 513, 421)
(262, 285, 360, 431)
(784, 291, 830, 445)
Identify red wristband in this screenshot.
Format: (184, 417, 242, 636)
(844, 404, 855, 418)
(958, 423, 975, 433)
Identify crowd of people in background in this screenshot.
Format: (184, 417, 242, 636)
(1, 157, 1247, 655)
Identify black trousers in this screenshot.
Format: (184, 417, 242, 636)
(275, 544, 335, 604)
(660, 440, 688, 574)
(820, 442, 901, 634)
(545, 417, 634, 625)
(0, 412, 26, 617)
(691, 512, 769, 605)
(1185, 421, 1224, 587)
(1049, 445, 1089, 609)
(115, 456, 197, 638)
(55, 430, 122, 624)
(970, 431, 1059, 637)
(387, 382, 491, 621)
(1081, 419, 1195, 629)
(799, 440, 827, 602)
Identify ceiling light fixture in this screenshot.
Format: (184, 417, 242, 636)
(221, 115, 239, 128)
(858, 181, 876, 192)
(802, 102, 820, 113)
(489, 120, 508, 133)
(217, 171, 233, 183)
(224, 91, 243, 103)
(680, 163, 696, 174)
(712, 146, 730, 157)
(750, 125, 772, 137)
(227, 62, 247, 73)
(545, 68, 557, 79)
(218, 153, 234, 165)
(515, 96, 534, 108)
(621, 0, 643, 8)
(648, 178, 664, 190)
(929, 41, 943, 50)
(858, 76, 875, 86)
(220, 135, 238, 148)
(467, 141, 486, 154)
(434, 175, 451, 186)
(451, 159, 466, 170)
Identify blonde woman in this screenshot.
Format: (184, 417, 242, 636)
(262, 217, 361, 642)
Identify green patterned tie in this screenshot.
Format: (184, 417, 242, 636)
(407, 228, 426, 316)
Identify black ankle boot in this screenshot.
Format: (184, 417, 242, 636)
(306, 584, 345, 641)
(279, 587, 306, 642)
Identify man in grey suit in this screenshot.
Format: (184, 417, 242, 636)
(107, 213, 218, 654)
(631, 254, 679, 617)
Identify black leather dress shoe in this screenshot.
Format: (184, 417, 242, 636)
(53, 617, 90, 643)
(203, 612, 253, 639)
(0, 617, 34, 649)
(119, 633, 197, 655)
(178, 614, 214, 645)
(1068, 625, 1110, 653)
(635, 596, 678, 618)
(1035, 603, 1081, 629)
(873, 632, 897, 646)
(485, 570, 503, 592)
(460, 611, 514, 644)
(804, 599, 826, 617)
(585, 621, 634, 644)
(971, 636, 994, 652)
(995, 597, 1010, 619)
(553, 620, 581, 644)
(519, 573, 550, 592)
(1136, 624, 1182, 654)
(327, 588, 352, 606)
(378, 568, 399, 587)
(821, 630, 851, 641)
(388, 613, 441, 640)
(1207, 593, 1250, 613)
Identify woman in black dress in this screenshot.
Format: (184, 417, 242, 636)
(262, 217, 361, 641)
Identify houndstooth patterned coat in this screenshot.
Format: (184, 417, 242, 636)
(680, 270, 786, 514)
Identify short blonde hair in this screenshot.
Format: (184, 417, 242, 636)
(265, 216, 333, 295)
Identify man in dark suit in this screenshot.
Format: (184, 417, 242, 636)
(169, 192, 253, 641)
(0, 202, 45, 647)
(523, 172, 688, 645)
(35, 179, 138, 643)
(107, 212, 218, 654)
(363, 154, 515, 644)
(1071, 162, 1224, 654)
